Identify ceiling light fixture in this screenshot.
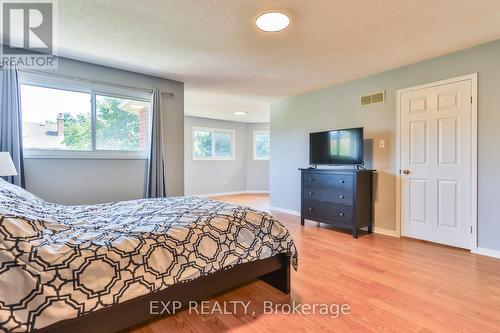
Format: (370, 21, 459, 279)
(255, 12, 290, 32)
(234, 111, 246, 116)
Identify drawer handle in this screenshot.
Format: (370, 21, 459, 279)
(340, 180, 345, 183)
(308, 191, 313, 195)
(308, 207, 313, 211)
(339, 212, 344, 217)
(339, 195, 344, 199)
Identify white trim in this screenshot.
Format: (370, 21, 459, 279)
(396, 87, 402, 238)
(23, 150, 148, 159)
(470, 75, 479, 252)
(192, 126, 236, 161)
(472, 247, 500, 259)
(396, 73, 478, 251)
(194, 190, 269, 198)
(269, 206, 301, 216)
(20, 71, 153, 100)
(373, 227, 399, 238)
(253, 130, 270, 160)
(473, 247, 500, 260)
(195, 191, 246, 198)
(397, 74, 477, 93)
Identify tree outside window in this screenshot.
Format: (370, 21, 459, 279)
(254, 131, 270, 160)
(193, 128, 235, 160)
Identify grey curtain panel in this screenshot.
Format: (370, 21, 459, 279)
(146, 88, 166, 198)
(0, 66, 25, 187)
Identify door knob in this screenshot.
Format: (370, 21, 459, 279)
(402, 169, 411, 175)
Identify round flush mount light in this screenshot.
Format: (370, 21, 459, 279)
(256, 12, 290, 32)
(234, 111, 246, 116)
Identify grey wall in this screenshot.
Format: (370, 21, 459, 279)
(184, 116, 269, 195)
(20, 57, 184, 205)
(184, 116, 247, 195)
(24, 159, 147, 204)
(270, 39, 500, 251)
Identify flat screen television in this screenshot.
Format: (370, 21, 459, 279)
(309, 127, 364, 165)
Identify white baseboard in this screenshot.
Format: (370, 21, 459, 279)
(373, 227, 399, 238)
(269, 206, 301, 216)
(194, 190, 269, 198)
(473, 247, 500, 259)
(268, 209, 401, 236)
(195, 191, 244, 198)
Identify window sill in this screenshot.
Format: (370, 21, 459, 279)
(23, 150, 148, 160)
(192, 158, 235, 162)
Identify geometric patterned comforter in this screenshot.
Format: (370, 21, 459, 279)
(0, 179, 297, 332)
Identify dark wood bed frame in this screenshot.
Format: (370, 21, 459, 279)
(36, 254, 290, 333)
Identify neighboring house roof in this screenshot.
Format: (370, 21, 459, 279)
(23, 122, 64, 149)
(119, 100, 148, 114)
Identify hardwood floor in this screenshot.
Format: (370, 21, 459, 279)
(131, 194, 500, 333)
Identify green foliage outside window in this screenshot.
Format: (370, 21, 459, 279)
(193, 129, 233, 159)
(96, 96, 140, 150)
(62, 112, 92, 150)
(255, 132, 270, 159)
(62, 96, 141, 150)
(214, 133, 232, 157)
(193, 130, 213, 158)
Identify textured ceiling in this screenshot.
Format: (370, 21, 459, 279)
(58, 0, 500, 122)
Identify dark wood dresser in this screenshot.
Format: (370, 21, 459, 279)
(300, 168, 374, 238)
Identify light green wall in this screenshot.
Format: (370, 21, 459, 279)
(270, 39, 500, 251)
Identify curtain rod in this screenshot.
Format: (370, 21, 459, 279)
(18, 69, 175, 97)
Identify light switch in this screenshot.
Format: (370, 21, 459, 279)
(379, 140, 385, 149)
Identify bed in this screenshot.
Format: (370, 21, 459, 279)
(0, 179, 298, 332)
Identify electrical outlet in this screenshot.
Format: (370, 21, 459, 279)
(379, 140, 385, 149)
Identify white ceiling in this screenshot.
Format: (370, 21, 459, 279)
(184, 90, 270, 123)
(58, 0, 500, 122)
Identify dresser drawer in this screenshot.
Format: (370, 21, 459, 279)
(303, 187, 354, 206)
(303, 172, 354, 189)
(303, 201, 354, 225)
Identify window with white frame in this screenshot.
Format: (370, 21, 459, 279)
(253, 130, 270, 160)
(192, 127, 235, 160)
(19, 74, 151, 158)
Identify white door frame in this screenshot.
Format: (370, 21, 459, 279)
(396, 73, 478, 251)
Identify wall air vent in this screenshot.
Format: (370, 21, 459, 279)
(360, 91, 385, 106)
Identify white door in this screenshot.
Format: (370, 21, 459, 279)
(400, 78, 474, 249)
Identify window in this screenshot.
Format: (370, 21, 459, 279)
(21, 85, 92, 151)
(253, 130, 270, 160)
(193, 127, 235, 160)
(95, 95, 150, 151)
(19, 76, 151, 159)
